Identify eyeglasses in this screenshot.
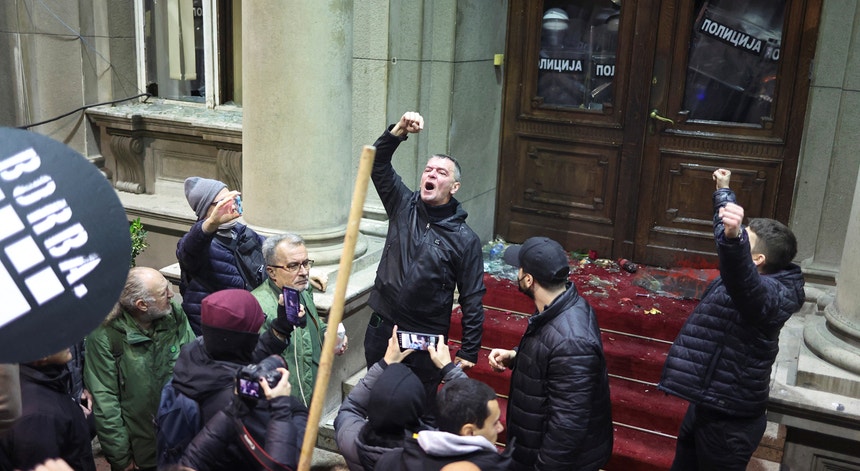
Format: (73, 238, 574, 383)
(268, 260, 314, 273)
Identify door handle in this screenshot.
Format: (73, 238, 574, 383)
(650, 109, 675, 126)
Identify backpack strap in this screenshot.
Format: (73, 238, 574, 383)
(232, 417, 295, 471)
(215, 232, 264, 290)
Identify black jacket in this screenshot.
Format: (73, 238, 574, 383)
(369, 127, 486, 362)
(180, 395, 307, 471)
(0, 365, 96, 471)
(175, 332, 304, 471)
(658, 189, 805, 417)
(506, 284, 613, 471)
(172, 331, 287, 427)
(375, 432, 513, 471)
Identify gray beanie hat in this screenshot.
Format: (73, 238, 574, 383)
(184, 177, 227, 220)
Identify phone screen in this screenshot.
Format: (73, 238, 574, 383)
(398, 331, 438, 351)
(283, 287, 300, 324)
(234, 195, 243, 214)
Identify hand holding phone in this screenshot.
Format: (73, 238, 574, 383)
(282, 287, 304, 327)
(272, 287, 306, 334)
(397, 331, 438, 351)
(234, 195, 243, 214)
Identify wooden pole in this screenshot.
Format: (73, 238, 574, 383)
(297, 145, 376, 470)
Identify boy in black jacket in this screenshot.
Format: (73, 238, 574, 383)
(659, 168, 805, 470)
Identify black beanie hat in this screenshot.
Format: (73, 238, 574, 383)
(367, 363, 425, 434)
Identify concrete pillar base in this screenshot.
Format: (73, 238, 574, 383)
(801, 313, 860, 395)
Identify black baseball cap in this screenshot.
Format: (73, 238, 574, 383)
(503, 237, 570, 284)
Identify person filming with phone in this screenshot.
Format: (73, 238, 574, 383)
(252, 233, 347, 407)
(177, 177, 267, 335)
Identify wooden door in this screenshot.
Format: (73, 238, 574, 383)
(496, 0, 822, 268)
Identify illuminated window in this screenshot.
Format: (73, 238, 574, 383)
(137, 0, 242, 106)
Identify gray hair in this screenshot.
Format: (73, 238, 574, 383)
(119, 267, 156, 314)
(431, 154, 462, 182)
(262, 233, 306, 265)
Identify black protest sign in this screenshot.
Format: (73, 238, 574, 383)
(0, 128, 130, 363)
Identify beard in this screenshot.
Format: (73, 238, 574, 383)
(143, 304, 172, 323)
(517, 277, 535, 300)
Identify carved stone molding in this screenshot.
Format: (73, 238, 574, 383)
(216, 148, 243, 192)
(110, 134, 145, 194)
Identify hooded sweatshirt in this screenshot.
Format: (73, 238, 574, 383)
(375, 430, 514, 470)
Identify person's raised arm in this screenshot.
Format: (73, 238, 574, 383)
(713, 168, 731, 190)
(712, 169, 772, 321)
(201, 190, 242, 234)
(371, 111, 424, 215)
(390, 111, 424, 137)
(720, 203, 745, 240)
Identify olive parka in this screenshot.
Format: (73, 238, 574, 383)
(84, 299, 195, 470)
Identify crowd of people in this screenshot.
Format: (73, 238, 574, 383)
(0, 109, 804, 471)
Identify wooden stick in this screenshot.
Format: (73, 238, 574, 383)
(297, 145, 376, 470)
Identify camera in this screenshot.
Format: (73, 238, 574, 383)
(236, 355, 286, 400)
(397, 331, 439, 351)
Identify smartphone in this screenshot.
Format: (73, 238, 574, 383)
(282, 287, 301, 325)
(234, 195, 243, 214)
(397, 331, 439, 351)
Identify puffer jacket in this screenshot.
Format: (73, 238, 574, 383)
(507, 284, 613, 471)
(177, 221, 265, 334)
(252, 279, 326, 407)
(83, 300, 195, 470)
(658, 188, 805, 417)
(369, 127, 485, 363)
(181, 394, 307, 471)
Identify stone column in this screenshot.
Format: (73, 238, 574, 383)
(241, 1, 365, 264)
(804, 167, 860, 376)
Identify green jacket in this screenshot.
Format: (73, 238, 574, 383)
(252, 279, 326, 407)
(83, 299, 195, 470)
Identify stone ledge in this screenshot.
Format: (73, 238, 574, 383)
(88, 101, 243, 136)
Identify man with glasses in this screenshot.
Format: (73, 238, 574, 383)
(251, 233, 347, 406)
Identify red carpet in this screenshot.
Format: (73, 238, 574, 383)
(448, 256, 716, 470)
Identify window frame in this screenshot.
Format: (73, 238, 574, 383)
(133, 0, 238, 109)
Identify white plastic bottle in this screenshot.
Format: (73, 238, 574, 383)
(335, 323, 346, 352)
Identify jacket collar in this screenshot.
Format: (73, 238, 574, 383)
(527, 282, 578, 329)
(20, 363, 71, 395)
(114, 298, 183, 344)
(412, 193, 468, 229)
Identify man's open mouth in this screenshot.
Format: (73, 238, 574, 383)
(424, 182, 436, 191)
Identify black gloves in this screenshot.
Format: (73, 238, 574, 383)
(273, 302, 306, 335)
